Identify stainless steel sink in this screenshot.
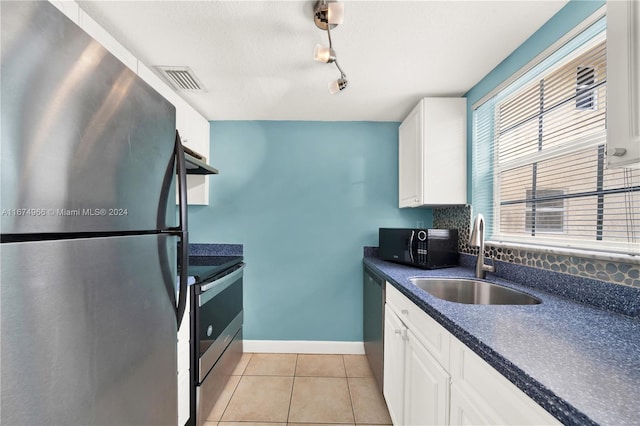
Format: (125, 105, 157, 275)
(409, 278, 541, 305)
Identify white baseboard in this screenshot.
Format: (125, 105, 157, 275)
(243, 340, 365, 355)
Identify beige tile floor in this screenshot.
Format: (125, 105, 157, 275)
(203, 353, 392, 426)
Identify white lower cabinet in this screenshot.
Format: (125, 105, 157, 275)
(383, 282, 560, 426)
(449, 337, 560, 426)
(404, 328, 450, 426)
(450, 383, 495, 425)
(384, 291, 450, 426)
(383, 304, 406, 425)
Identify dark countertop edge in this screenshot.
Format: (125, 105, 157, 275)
(188, 256, 244, 285)
(363, 257, 597, 426)
(189, 243, 243, 256)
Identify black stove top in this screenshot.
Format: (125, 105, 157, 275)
(179, 255, 243, 284)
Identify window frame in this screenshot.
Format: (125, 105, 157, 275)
(472, 10, 640, 256)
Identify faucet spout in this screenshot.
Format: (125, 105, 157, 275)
(469, 214, 495, 279)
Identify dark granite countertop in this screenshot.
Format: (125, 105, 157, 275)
(363, 255, 640, 426)
(189, 243, 243, 257)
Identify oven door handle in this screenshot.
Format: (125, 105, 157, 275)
(199, 263, 245, 295)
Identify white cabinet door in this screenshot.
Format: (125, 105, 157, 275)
(449, 337, 560, 426)
(421, 98, 467, 204)
(384, 282, 559, 426)
(607, 0, 640, 168)
(386, 283, 450, 370)
(399, 104, 423, 207)
(404, 329, 450, 426)
(383, 305, 406, 426)
(450, 383, 495, 426)
(398, 98, 467, 207)
(176, 108, 210, 206)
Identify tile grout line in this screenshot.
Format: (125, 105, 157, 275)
(215, 374, 241, 424)
(216, 352, 251, 424)
(343, 354, 359, 425)
(285, 353, 299, 424)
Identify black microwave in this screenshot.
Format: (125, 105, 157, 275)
(379, 228, 458, 269)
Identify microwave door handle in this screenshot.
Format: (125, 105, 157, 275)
(175, 131, 189, 331)
(409, 230, 415, 264)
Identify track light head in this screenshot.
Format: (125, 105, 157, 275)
(313, 44, 336, 63)
(329, 77, 348, 95)
(314, 1, 344, 30)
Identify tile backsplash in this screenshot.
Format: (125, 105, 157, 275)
(433, 205, 640, 288)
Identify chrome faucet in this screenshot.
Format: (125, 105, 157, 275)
(469, 214, 495, 279)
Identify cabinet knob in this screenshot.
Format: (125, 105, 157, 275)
(394, 329, 402, 335)
(611, 148, 627, 157)
(401, 309, 409, 315)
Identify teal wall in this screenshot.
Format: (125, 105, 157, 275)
(189, 121, 431, 341)
(464, 0, 606, 201)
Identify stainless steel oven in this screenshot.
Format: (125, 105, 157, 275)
(190, 261, 245, 426)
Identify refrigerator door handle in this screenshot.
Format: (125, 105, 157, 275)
(175, 131, 189, 330)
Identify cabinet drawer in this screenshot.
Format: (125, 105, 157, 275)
(386, 282, 450, 370)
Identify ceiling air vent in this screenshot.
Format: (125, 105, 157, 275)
(155, 66, 205, 92)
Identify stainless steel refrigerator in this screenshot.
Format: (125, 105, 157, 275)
(1, 2, 189, 425)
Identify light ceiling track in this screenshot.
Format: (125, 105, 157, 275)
(312, 0, 347, 94)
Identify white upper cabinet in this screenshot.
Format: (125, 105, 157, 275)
(399, 98, 467, 207)
(178, 108, 211, 206)
(138, 65, 211, 205)
(606, 0, 640, 168)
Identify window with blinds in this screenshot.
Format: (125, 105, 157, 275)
(472, 16, 640, 255)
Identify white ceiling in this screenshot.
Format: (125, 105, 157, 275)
(77, 0, 568, 121)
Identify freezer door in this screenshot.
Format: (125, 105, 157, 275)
(1, 1, 176, 235)
(1, 235, 178, 425)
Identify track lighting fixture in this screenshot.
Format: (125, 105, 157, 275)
(329, 77, 348, 94)
(313, 0, 347, 94)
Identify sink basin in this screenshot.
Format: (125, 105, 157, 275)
(409, 278, 541, 305)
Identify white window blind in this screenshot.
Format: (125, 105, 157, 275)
(472, 16, 640, 255)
